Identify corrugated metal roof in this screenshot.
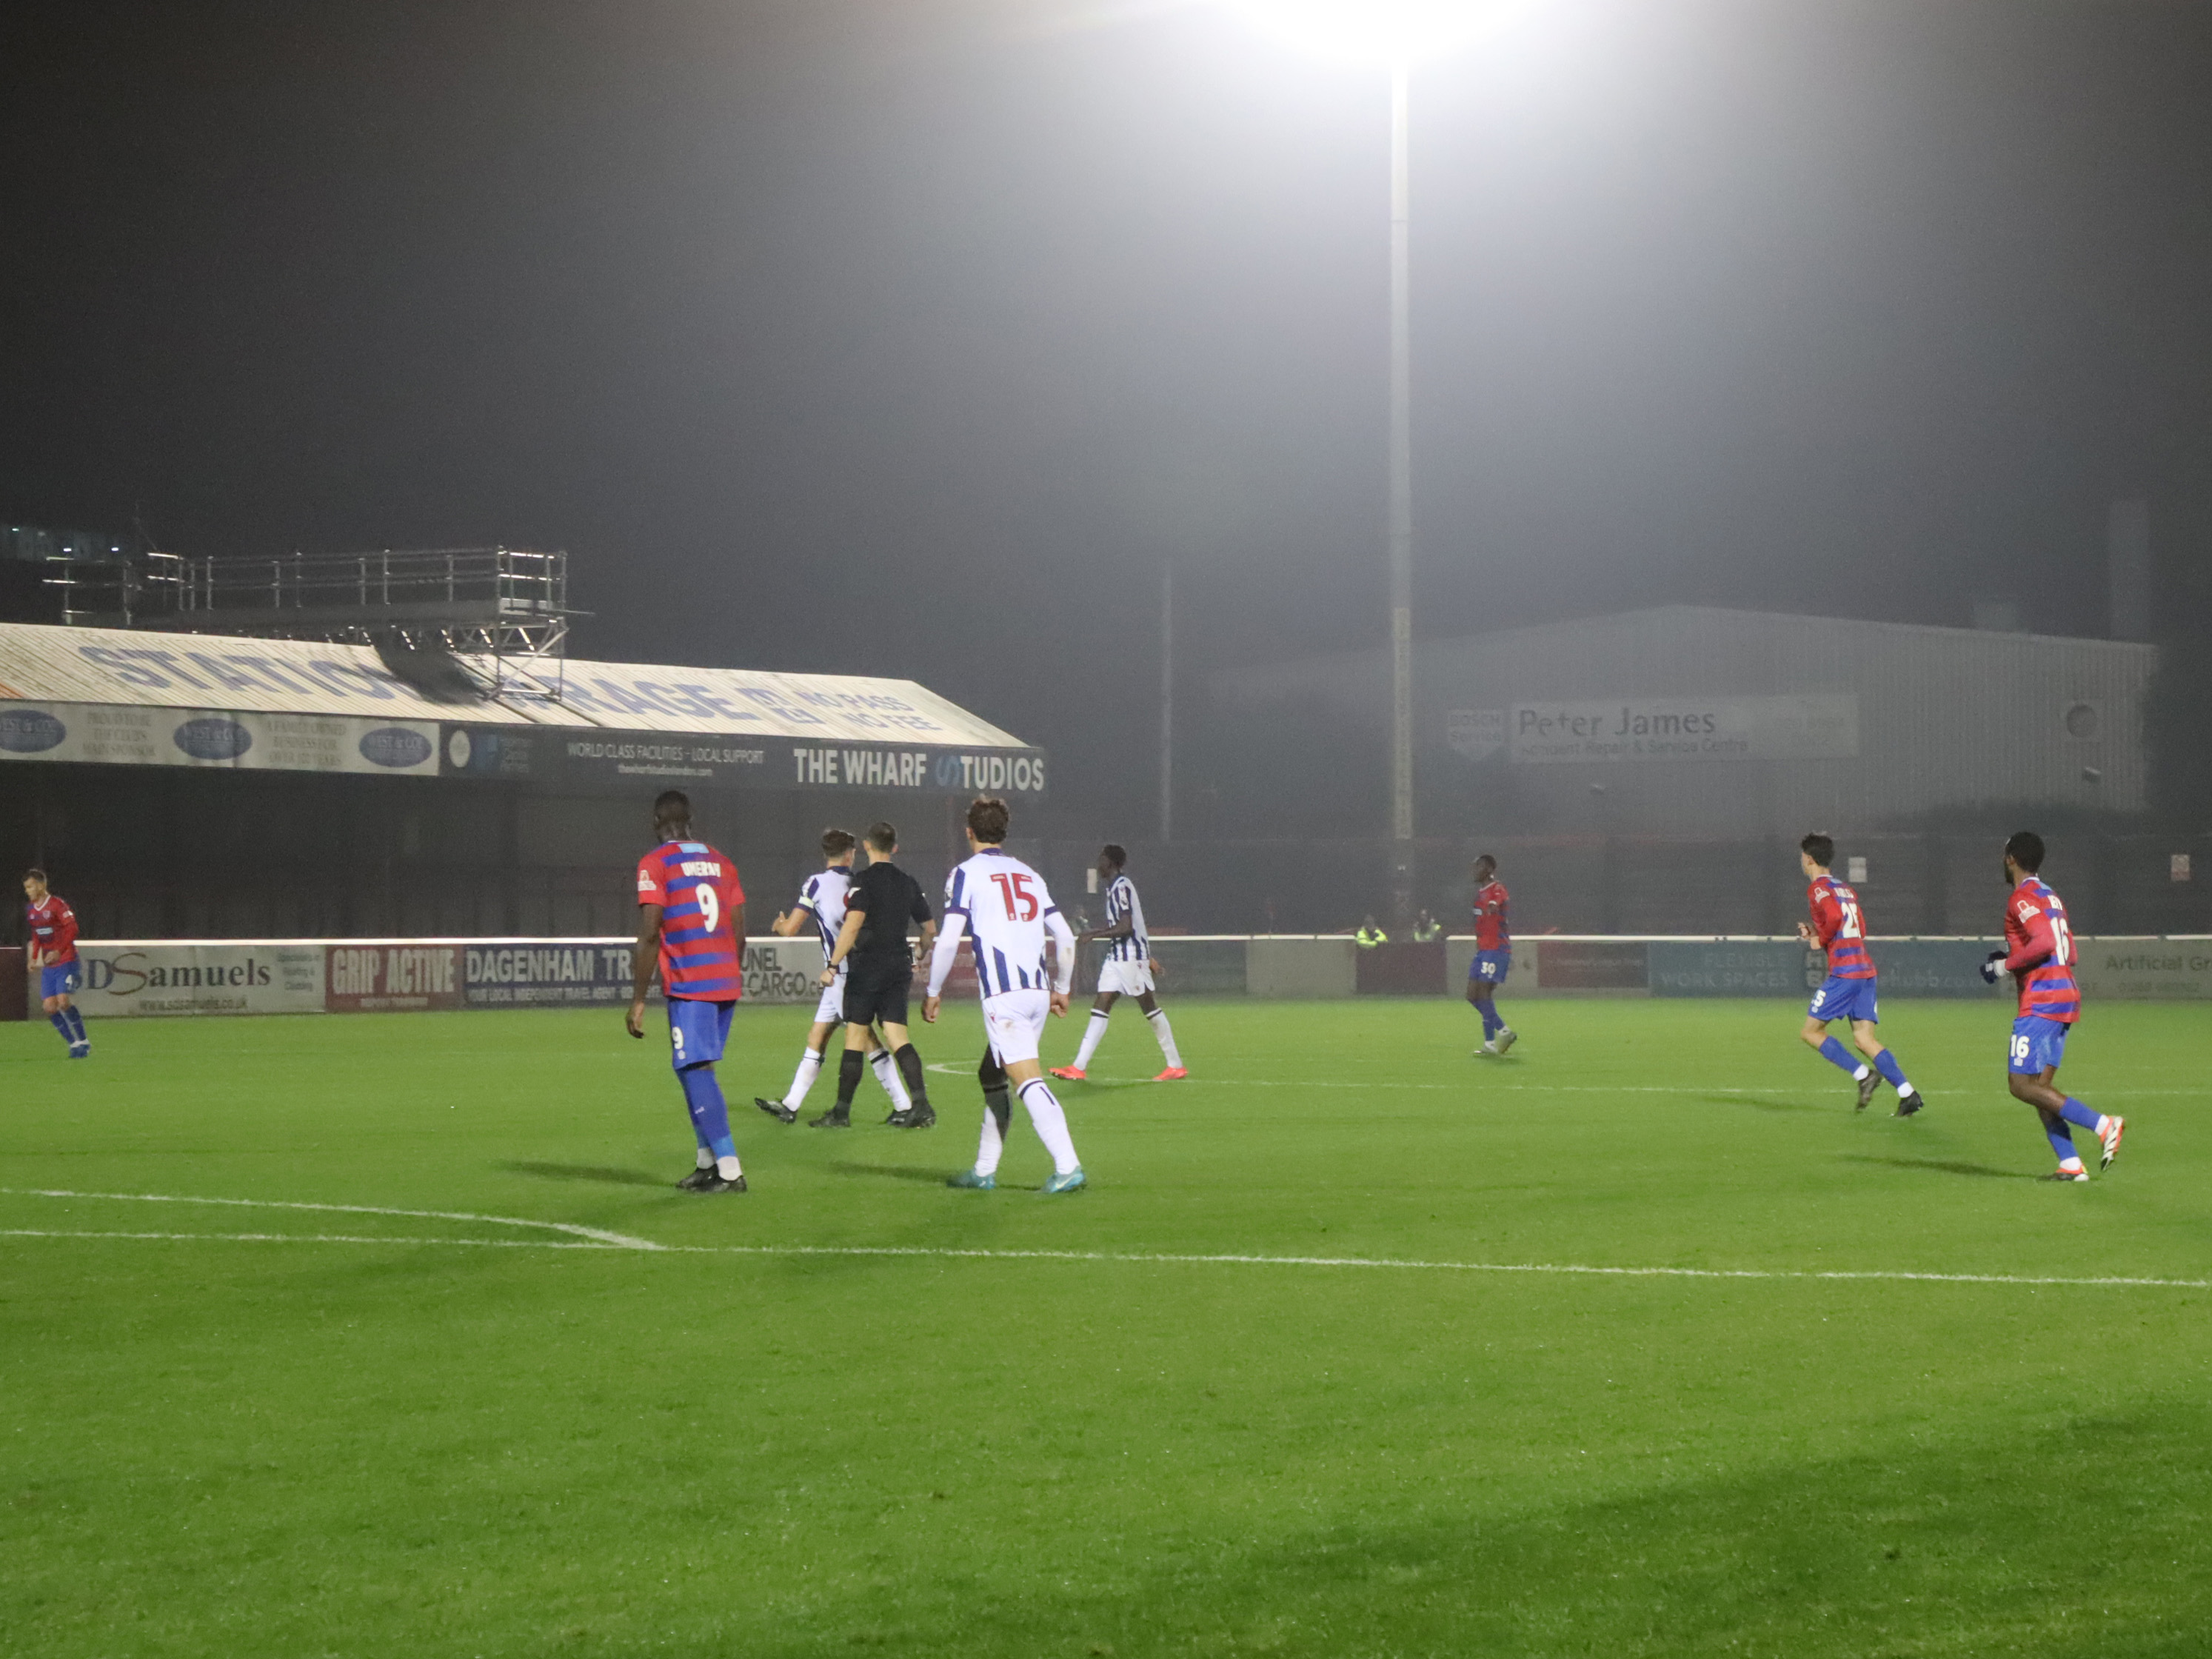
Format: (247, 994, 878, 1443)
(0, 621, 1029, 749)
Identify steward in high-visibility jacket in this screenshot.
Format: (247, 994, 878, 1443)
(1354, 918, 1389, 949)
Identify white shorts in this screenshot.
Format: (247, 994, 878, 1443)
(813, 975, 847, 1027)
(983, 989, 1051, 1066)
(1096, 956, 1155, 998)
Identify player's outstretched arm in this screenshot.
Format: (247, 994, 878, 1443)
(771, 904, 809, 938)
(627, 903, 664, 1038)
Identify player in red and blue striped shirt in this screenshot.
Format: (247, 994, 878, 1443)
(1795, 833, 1922, 1115)
(626, 790, 749, 1192)
(1979, 831, 2122, 1181)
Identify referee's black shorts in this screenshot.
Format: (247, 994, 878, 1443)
(842, 963, 913, 1029)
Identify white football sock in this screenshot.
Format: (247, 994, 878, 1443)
(1018, 1078, 1080, 1175)
(695, 1146, 716, 1171)
(871, 1047, 912, 1109)
(785, 1048, 823, 1108)
(716, 1153, 743, 1180)
(1073, 1009, 1109, 1069)
(1853, 1064, 1872, 1081)
(974, 1102, 1006, 1178)
(1146, 1008, 1182, 1068)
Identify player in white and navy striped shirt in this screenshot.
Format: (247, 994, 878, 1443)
(923, 795, 1086, 1193)
(753, 827, 913, 1124)
(1051, 844, 1186, 1082)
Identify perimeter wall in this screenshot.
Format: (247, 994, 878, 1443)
(17, 933, 2212, 1019)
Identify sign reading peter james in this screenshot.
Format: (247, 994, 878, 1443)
(1509, 695, 1858, 764)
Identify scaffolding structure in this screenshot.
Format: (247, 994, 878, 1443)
(44, 547, 578, 700)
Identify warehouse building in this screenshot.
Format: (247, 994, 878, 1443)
(1217, 605, 2155, 838)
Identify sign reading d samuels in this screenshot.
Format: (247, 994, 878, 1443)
(72, 944, 326, 1018)
(1510, 695, 1858, 764)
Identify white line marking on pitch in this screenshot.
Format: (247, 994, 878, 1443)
(928, 1066, 2208, 1098)
(0, 1189, 664, 1252)
(1, 1192, 2201, 1290)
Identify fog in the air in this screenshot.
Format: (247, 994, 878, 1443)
(4, 0, 2211, 831)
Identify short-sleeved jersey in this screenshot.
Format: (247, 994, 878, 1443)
(943, 847, 1067, 998)
(2002, 876, 2081, 1024)
(844, 859, 930, 972)
(25, 895, 78, 964)
(1806, 875, 1875, 979)
(635, 839, 745, 1001)
(1472, 881, 1511, 952)
(1103, 872, 1148, 963)
(795, 867, 853, 961)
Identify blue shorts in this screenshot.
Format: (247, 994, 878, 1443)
(667, 996, 735, 1072)
(40, 964, 80, 1001)
(1808, 974, 1878, 1024)
(2009, 1015, 2070, 1076)
(1469, 949, 1512, 987)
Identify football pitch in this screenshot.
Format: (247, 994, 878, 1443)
(5, 996, 2209, 1658)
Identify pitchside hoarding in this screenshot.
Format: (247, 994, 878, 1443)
(50, 938, 829, 1016)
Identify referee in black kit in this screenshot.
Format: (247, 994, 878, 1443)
(812, 820, 938, 1127)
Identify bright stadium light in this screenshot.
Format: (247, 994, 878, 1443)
(1226, 3, 1528, 894)
(1226, 0, 1524, 67)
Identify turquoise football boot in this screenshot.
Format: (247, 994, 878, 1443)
(1041, 1168, 1086, 1195)
(946, 1169, 995, 1190)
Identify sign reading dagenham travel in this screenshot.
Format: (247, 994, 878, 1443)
(1509, 695, 1858, 764)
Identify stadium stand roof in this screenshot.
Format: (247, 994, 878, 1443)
(0, 621, 1043, 797)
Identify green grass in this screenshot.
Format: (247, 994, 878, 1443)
(4, 995, 2210, 1658)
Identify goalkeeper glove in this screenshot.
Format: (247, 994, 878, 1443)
(1979, 951, 2008, 985)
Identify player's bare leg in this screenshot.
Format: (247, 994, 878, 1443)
(1134, 988, 1186, 1078)
(1055, 990, 1117, 1080)
(1800, 1012, 1883, 1109)
(2011, 1063, 2120, 1178)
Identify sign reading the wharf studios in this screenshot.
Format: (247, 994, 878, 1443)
(1509, 695, 1859, 764)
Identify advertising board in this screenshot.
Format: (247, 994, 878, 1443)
(327, 944, 464, 1012)
(70, 944, 327, 1018)
(461, 938, 826, 1007)
(438, 725, 1048, 798)
(2073, 939, 2212, 1000)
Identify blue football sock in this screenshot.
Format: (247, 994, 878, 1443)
(1479, 1002, 1502, 1039)
(49, 1011, 73, 1045)
(2058, 1097, 2102, 1131)
(1871, 1049, 1907, 1089)
(1817, 1036, 1864, 1077)
(2045, 1122, 2079, 1161)
(62, 1007, 87, 1045)
(678, 1064, 736, 1161)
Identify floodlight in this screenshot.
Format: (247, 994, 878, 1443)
(1226, 0, 1522, 66)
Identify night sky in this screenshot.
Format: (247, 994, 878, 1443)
(6, 0, 2211, 826)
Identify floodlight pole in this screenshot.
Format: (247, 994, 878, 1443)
(1387, 62, 1416, 890)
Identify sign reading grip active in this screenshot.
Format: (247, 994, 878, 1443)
(441, 726, 1046, 796)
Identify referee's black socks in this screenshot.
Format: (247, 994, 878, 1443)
(836, 1048, 866, 1110)
(893, 1044, 931, 1108)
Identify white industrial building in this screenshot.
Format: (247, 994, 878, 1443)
(1217, 606, 2155, 837)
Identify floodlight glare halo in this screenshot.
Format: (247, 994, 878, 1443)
(1226, 0, 1518, 66)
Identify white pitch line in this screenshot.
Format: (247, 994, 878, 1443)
(0, 1229, 624, 1249)
(0, 1198, 2202, 1290)
(0, 1188, 664, 1252)
(926, 1067, 2209, 1098)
